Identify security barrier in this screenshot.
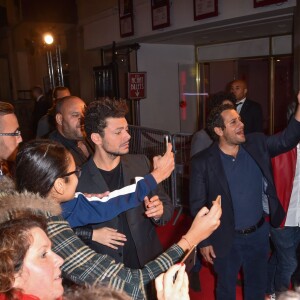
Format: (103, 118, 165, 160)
(128, 125, 193, 224)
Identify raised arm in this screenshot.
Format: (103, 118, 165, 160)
(49, 199, 221, 299)
(294, 91, 300, 122)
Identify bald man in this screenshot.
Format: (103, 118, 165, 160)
(36, 86, 71, 138)
(230, 79, 263, 134)
(49, 96, 93, 166)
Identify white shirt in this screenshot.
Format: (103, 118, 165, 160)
(285, 144, 300, 227)
(236, 97, 246, 113)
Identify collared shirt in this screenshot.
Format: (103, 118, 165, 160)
(235, 97, 246, 113)
(219, 146, 263, 229)
(285, 144, 300, 226)
(47, 214, 184, 300)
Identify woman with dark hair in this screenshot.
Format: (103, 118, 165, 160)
(0, 211, 64, 300)
(9, 139, 222, 299)
(15, 139, 173, 228)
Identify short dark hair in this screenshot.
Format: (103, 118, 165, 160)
(52, 86, 70, 100)
(0, 102, 14, 116)
(207, 104, 235, 140)
(208, 92, 236, 111)
(15, 140, 71, 197)
(55, 96, 84, 115)
(0, 102, 15, 132)
(0, 214, 47, 299)
(31, 86, 43, 95)
(84, 98, 128, 138)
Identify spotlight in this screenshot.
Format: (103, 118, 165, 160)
(43, 33, 54, 45)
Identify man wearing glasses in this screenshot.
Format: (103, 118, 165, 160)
(0, 102, 22, 177)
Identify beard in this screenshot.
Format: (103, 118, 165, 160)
(103, 142, 129, 159)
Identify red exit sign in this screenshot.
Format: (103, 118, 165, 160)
(128, 72, 146, 99)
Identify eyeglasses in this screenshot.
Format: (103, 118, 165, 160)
(62, 167, 81, 178)
(0, 130, 21, 137)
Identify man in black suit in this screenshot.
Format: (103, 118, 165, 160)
(190, 93, 300, 299)
(76, 98, 174, 270)
(230, 79, 263, 134)
(31, 86, 51, 135)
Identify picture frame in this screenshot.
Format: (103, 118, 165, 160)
(193, 0, 218, 21)
(118, 0, 134, 37)
(253, 0, 287, 7)
(151, 0, 170, 30)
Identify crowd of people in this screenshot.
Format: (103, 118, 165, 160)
(0, 80, 299, 300)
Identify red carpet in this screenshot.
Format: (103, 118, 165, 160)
(156, 209, 243, 300)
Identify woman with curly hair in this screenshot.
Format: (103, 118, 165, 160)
(0, 212, 64, 300)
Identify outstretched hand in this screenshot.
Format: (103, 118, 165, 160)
(178, 196, 222, 252)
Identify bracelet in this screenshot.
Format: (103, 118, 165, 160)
(181, 235, 192, 250)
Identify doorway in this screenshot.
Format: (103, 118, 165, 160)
(197, 55, 293, 134)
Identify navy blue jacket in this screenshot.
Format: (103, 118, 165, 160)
(190, 117, 300, 257)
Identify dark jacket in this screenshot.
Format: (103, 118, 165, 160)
(32, 96, 51, 134)
(48, 130, 93, 166)
(189, 117, 300, 257)
(76, 154, 174, 267)
(240, 98, 263, 134)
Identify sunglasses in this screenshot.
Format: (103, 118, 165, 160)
(62, 167, 81, 178)
(0, 130, 21, 137)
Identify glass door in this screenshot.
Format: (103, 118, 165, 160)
(197, 55, 293, 134)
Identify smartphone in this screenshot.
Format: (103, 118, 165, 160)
(163, 135, 169, 155)
(181, 245, 197, 274)
(173, 245, 197, 283)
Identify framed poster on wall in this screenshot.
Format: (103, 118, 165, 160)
(194, 0, 218, 21)
(119, 0, 134, 37)
(151, 0, 170, 30)
(254, 0, 287, 7)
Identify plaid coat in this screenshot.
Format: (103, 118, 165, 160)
(0, 189, 184, 300)
(47, 214, 183, 299)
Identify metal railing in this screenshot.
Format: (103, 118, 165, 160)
(128, 125, 174, 203)
(128, 125, 193, 224)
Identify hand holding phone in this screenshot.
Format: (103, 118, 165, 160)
(173, 245, 197, 282)
(181, 245, 197, 272)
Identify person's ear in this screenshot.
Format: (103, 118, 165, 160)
(214, 127, 224, 137)
(91, 133, 102, 146)
(56, 113, 62, 126)
(53, 178, 65, 195)
(244, 88, 248, 95)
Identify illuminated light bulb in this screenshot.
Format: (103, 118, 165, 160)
(44, 33, 54, 45)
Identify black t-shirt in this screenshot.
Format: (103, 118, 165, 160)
(99, 163, 141, 268)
